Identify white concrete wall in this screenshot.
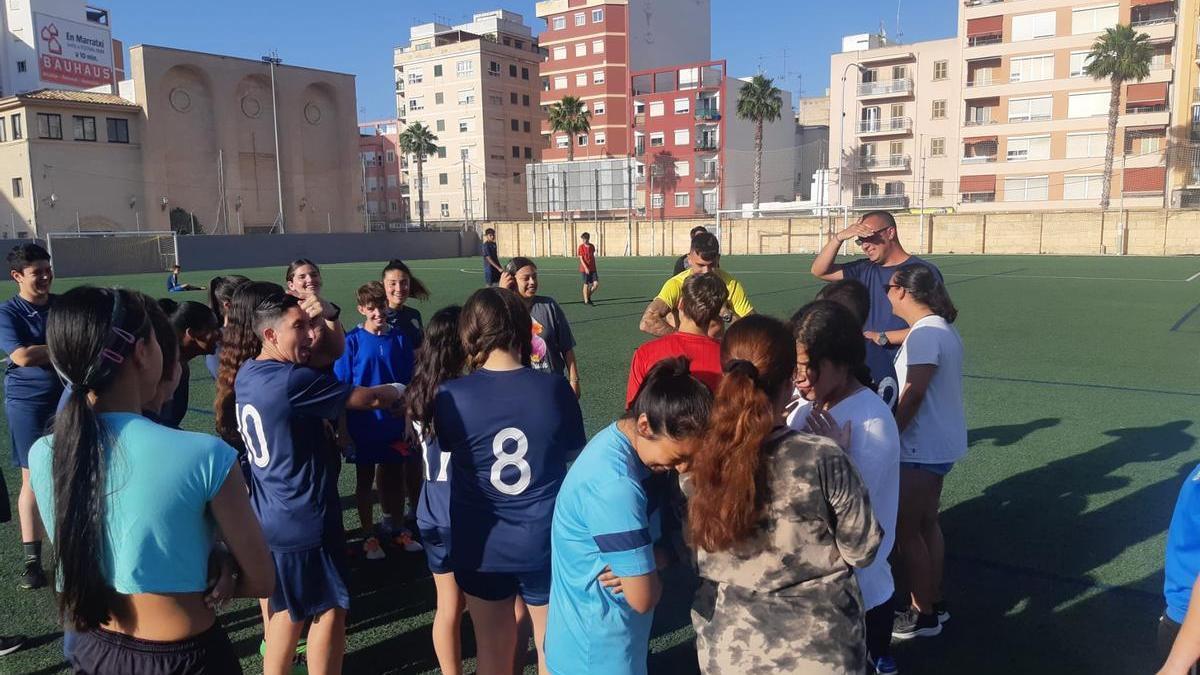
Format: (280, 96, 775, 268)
(628, 0, 711, 73)
(725, 80, 796, 207)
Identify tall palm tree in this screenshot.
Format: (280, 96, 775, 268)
(1085, 24, 1153, 210)
(398, 122, 439, 228)
(735, 75, 784, 212)
(547, 96, 591, 161)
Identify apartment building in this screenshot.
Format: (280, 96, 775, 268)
(796, 95, 831, 200)
(829, 37, 963, 211)
(1169, 0, 1200, 206)
(536, 0, 711, 161)
(956, 0, 1176, 209)
(358, 120, 407, 228)
(394, 11, 543, 222)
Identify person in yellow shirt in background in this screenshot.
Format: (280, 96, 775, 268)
(639, 232, 753, 337)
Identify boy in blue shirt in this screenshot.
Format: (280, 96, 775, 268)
(334, 282, 422, 559)
(166, 264, 204, 292)
(546, 357, 713, 675)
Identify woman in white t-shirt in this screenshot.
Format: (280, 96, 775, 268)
(886, 265, 965, 642)
(787, 300, 902, 675)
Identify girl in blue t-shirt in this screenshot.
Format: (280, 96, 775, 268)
(433, 287, 586, 675)
(403, 304, 466, 675)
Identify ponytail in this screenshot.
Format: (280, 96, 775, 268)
(892, 265, 957, 323)
(404, 305, 465, 443)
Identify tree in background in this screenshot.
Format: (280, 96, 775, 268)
(735, 74, 784, 212)
(547, 96, 592, 162)
(1085, 24, 1153, 210)
(398, 122, 439, 228)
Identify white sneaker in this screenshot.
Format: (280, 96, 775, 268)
(363, 536, 386, 560)
(393, 530, 424, 553)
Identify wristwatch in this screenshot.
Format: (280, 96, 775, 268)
(875, 332, 890, 347)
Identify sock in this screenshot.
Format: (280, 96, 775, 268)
(22, 541, 41, 564)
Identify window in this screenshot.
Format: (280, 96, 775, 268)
(511, 92, 519, 104)
(15, 60, 25, 73)
(575, 12, 586, 26)
(510, 119, 519, 131)
(674, 97, 690, 114)
(513, 172, 521, 184)
(552, 16, 565, 30)
(649, 101, 664, 117)
(106, 117, 129, 143)
(553, 46, 566, 61)
(1066, 132, 1106, 158)
(674, 128, 690, 146)
(651, 193, 664, 208)
(73, 115, 96, 141)
(1004, 175, 1049, 201)
(932, 100, 947, 119)
(674, 192, 689, 207)
(933, 60, 948, 80)
(593, 39, 605, 54)
(1072, 4, 1118, 35)
(575, 43, 587, 57)
(435, 92, 444, 105)
(435, 119, 445, 132)
(674, 160, 690, 176)
(1012, 12, 1056, 41)
(523, 121, 531, 132)
(1063, 174, 1104, 200)
(593, 70, 605, 84)
(489, 61, 501, 76)
(489, 93, 503, 105)
(929, 179, 944, 197)
(592, 8, 604, 22)
(37, 113, 62, 139)
(437, 172, 448, 185)
(1006, 135, 1051, 161)
(556, 135, 569, 149)
(11, 178, 22, 198)
(436, 146, 447, 159)
(512, 145, 520, 158)
(634, 101, 645, 114)
(594, 101, 606, 115)
(524, 147, 532, 159)
(457, 89, 476, 105)
(10, 114, 20, 140)
(507, 64, 517, 77)
(389, 200, 398, 212)
(521, 67, 529, 80)
(456, 60, 473, 77)
(515, 40, 524, 50)
(576, 73, 587, 87)
(460, 118, 472, 133)
(595, 131, 606, 145)
(433, 64, 443, 77)
(1068, 91, 1110, 118)
(650, 131, 664, 147)
(0, 119, 6, 143)
(440, 203, 450, 217)
(1069, 52, 1094, 78)
(408, 67, 423, 84)
(1010, 55, 1054, 83)
(522, 95, 530, 106)
(1008, 96, 1053, 122)
(931, 137, 946, 157)
(577, 133, 588, 146)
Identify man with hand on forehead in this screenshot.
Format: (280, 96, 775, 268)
(810, 211, 942, 397)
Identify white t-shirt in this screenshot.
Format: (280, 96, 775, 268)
(894, 314, 967, 464)
(787, 387, 900, 610)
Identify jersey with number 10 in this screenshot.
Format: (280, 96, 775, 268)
(434, 368, 586, 573)
(235, 358, 353, 552)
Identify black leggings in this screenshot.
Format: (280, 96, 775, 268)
(70, 623, 241, 675)
(1159, 614, 1199, 675)
(866, 603, 893, 660)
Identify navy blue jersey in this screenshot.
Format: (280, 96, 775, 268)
(482, 241, 500, 283)
(434, 368, 586, 572)
(386, 306, 424, 350)
(415, 422, 451, 531)
(865, 343, 899, 410)
(235, 359, 352, 552)
(333, 326, 414, 448)
(204, 348, 221, 380)
(0, 295, 61, 404)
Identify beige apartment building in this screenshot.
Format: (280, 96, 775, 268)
(394, 10, 543, 223)
(1168, 0, 1200, 206)
(829, 37, 963, 211)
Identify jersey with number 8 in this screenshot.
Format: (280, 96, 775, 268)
(434, 367, 586, 574)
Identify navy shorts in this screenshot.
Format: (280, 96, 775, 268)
(900, 461, 955, 477)
(269, 545, 351, 622)
(455, 568, 551, 606)
(8, 399, 54, 468)
(581, 271, 598, 284)
(420, 525, 453, 574)
(70, 624, 240, 675)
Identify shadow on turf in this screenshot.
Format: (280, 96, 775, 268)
(969, 417, 1060, 447)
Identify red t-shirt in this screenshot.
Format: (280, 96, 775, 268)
(625, 332, 723, 408)
(578, 243, 596, 273)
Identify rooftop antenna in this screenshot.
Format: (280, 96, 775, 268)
(895, 0, 904, 44)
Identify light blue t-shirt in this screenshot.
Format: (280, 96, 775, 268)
(1165, 462, 1200, 622)
(29, 412, 238, 594)
(546, 422, 657, 675)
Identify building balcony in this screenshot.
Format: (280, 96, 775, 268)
(963, 0, 1003, 5)
(695, 109, 721, 121)
(964, 115, 997, 126)
(696, 170, 720, 183)
(857, 78, 913, 98)
(962, 155, 997, 164)
(695, 138, 719, 151)
(857, 117, 912, 136)
(853, 194, 909, 210)
(961, 192, 996, 203)
(967, 33, 1003, 48)
(634, 113, 646, 127)
(854, 154, 911, 172)
(395, 81, 404, 93)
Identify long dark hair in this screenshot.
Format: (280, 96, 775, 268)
(208, 275, 249, 325)
(789, 300, 872, 389)
(285, 259, 320, 284)
(214, 281, 283, 448)
(159, 299, 219, 340)
(625, 356, 712, 441)
(46, 287, 157, 631)
(404, 305, 464, 442)
(383, 259, 431, 301)
(459, 287, 531, 370)
(892, 265, 957, 323)
(688, 315, 796, 553)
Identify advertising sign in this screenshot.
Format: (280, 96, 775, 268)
(34, 13, 114, 88)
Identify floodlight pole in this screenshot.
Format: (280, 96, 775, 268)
(263, 54, 286, 233)
(838, 62, 867, 211)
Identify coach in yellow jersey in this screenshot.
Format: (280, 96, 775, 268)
(639, 232, 753, 337)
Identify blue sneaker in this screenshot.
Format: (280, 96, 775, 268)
(873, 655, 899, 674)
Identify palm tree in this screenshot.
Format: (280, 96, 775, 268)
(547, 96, 591, 162)
(1085, 24, 1153, 210)
(736, 75, 784, 212)
(398, 122, 439, 228)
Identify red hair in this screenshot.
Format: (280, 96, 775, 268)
(688, 315, 796, 553)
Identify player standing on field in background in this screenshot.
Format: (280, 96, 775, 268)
(0, 244, 60, 591)
(810, 211, 942, 408)
(578, 232, 599, 306)
(482, 229, 503, 287)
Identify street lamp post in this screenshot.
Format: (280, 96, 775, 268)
(838, 62, 868, 211)
(262, 54, 285, 233)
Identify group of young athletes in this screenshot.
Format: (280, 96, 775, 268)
(0, 208, 980, 675)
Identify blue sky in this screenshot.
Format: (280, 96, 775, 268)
(102, 0, 956, 122)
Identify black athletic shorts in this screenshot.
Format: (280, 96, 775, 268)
(70, 623, 241, 675)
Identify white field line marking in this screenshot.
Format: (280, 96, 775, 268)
(1187, 270, 1200, 282)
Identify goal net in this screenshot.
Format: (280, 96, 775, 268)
(46, 231, 178, 278)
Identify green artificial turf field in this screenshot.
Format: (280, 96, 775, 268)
(0, 252, 1197, 674)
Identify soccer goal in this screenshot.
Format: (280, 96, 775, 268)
(46, 231, 179, 278)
